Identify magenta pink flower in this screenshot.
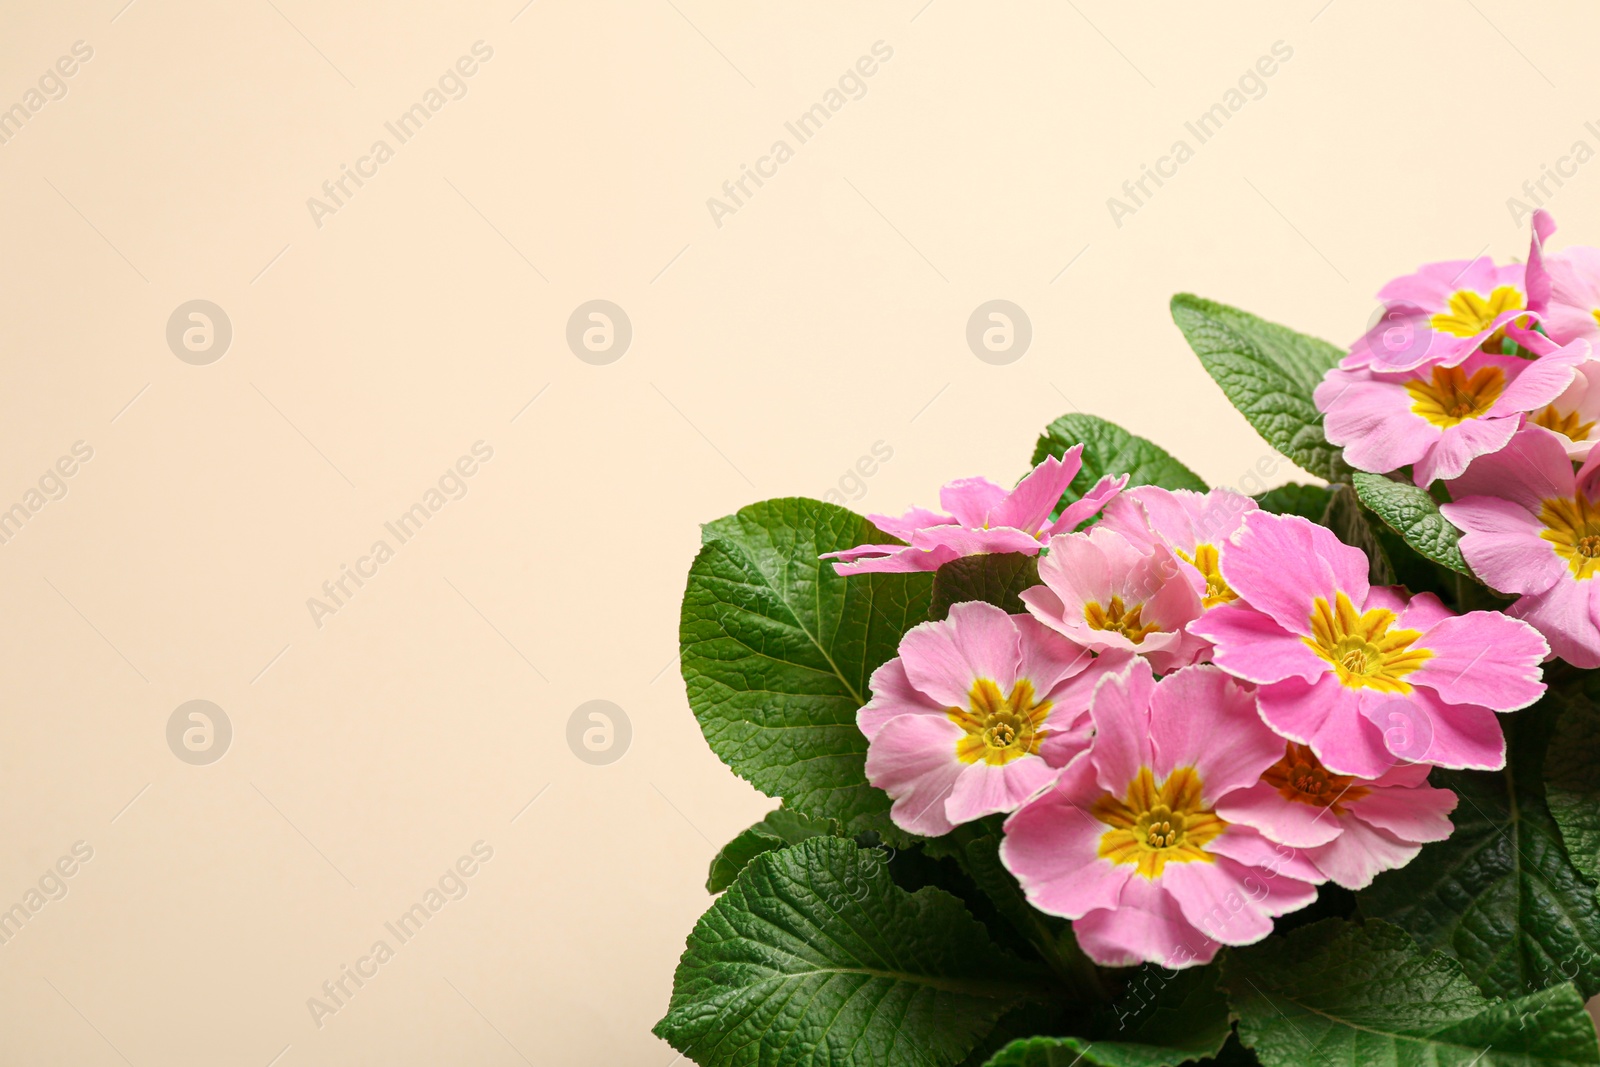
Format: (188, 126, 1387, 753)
(1215, 740, 1457, 890)
(1315, 341, 1590, 486)
(1344, 255, 1532, 372)
(1443, 426, 1600, 668)
(858, 601, 1118, 836)
(1190, 511, 1547, 778)
(1021, 526, 1207, 673)
(1098, 486, 1258, 608)
(825, 449, 1125, 575)
(1000, 660, 1318, 968)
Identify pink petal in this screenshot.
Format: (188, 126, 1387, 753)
(1510, 579, 1600, 669)
(1148, 665, 1283, 802)
(1257, 675, 1397, 779)
(1395, 590, 1458, 633)
(865, 506, 956, 542)
(988, 448, 1083, 534)
(1305, 815, 1421, 890)
(911, 524, 1046, 557)
(940, 477, 1008, 527)
(1368, 688, 1505, 771)
(1214, 781, 1345, 848)
(863, 714, 966, 836)
(1221, 512, 1369, 637)
(1189, 602, 1329, 685)
(1527, 209, 1558, 314)
(898, 602, 1022, 709)
(1038, 710, 1095, 768)
(1086, 658, 1157, 797)
(1072, 877, 1218, 969)
(1412, 612, 1547, 711)
(947, 757, 1058, 824)
(1318, 371, 1438, 475)
(1345, 783, 1456, 844)
(827, 544, 961, 575)
(1448, 425, 1576, 514)
(1413, 416, 1520, 487)
(1049, 474, 1128, 534)
(1439, 495, 1567, 596)
(1160, 857, 1275, 946)
(1206, 827, 1326, 884)
(1000, 756, 1130, 919)
(859, 657, 945, 740)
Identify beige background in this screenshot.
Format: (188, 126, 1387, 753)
(0, 1, 1595, 1063)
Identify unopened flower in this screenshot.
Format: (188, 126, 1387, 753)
(1021, 526, 1206, 673)
(1216, 741, 1457, 890)
(1001, 660, 1318, 968)
(1444, 425, 1600, 668)
(858, 601, 1117, 836)
(1190, 511, 1547, 777)
(825, 448, 1125, 575)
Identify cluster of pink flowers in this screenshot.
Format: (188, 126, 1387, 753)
(831, 448, 1547, 968)
(1320, 210, 1600, 666)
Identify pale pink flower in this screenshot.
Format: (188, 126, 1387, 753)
(858, 601, 1118, 836)
(1344, 255, 1532, 372)
(1001, 659, 1319, 968)
(825, 448, 1125, 575)
(1190, 511, 1547, 778)
(1020, 526, 1207, 673)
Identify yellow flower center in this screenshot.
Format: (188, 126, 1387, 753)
(1304, 591, 1432, 693)
(1262, 742, 1368, 813)
(1404, 364, 1507, 429)
(1093, 767, 1225, 879)
(1539, 494, 1600, 580)
(1083, 595, 1162, 644)
(1177, 543, 1237, 607)
(948, 678, 1051, 766)
(1429, 285, 1525, 339)
(1532, 404, 1598, 443)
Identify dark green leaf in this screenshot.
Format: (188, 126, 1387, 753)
(984, 967, 1232, 1067)
(1252, 482, 1333, 521)
(1225, 918, 1600, 1066)
(1031, 412, 1206, 519)
(1352, 472, 1473, 577)
(1547, 690, 1600, 883)
(706, 808, 839, 894)
(1169, 295, 1350, 483)
(681, 498, 933, 839)
(655, 837, 1042, 1067)
(930, 554, 1041, 621)
(1359, 704, 1600, 999)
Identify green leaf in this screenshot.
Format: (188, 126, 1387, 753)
(1225, 919, 1600, 1067)
(655, 837, 1043, 1067)
(1359, 703, 1600, 999)
(681, 498, 933, 838)
(930, 554, 1041, 621)
(706, 808, 839, 894)
(1546, 690, 1600, 883)
(1252, 482, 1333, 521)
(1031, 412, 1206, 518)
(1322, 484, 1396, 587)
(984, 967, 1233, 1067)
(1169, 295, 1350, 483)
(1352, 472, 1472, 577)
